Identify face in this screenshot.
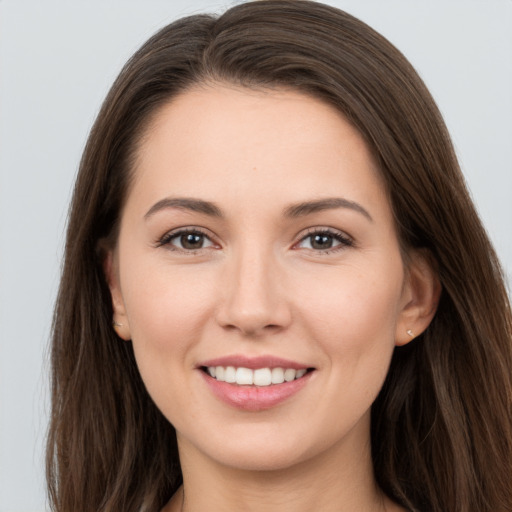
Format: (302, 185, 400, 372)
(108, 85, 427, 472)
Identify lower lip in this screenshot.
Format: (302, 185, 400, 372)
(200, 370, 313, 411)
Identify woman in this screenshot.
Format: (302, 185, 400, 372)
(46, 1, 512, 511)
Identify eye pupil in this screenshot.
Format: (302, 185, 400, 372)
(181, 233, 203, 249)
(311, 234, 333, 249)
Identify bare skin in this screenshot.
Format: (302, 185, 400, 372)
(163, 428, 407, 512)
(107, 84, 438, 512)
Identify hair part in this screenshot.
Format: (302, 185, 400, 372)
(47, 2, 512, 511)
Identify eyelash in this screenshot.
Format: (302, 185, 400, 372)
(294, 227, 354, 254)
(156, 227, 354, 255)
(156, 227, 216, 254)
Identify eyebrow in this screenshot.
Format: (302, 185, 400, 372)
(283, 197, 373, 222)
(144, 196, 372, 222)
(144, 197, 223, 219)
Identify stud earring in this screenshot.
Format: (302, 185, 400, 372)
(113, 320, 123, 328)
(406, 329, 414, 337)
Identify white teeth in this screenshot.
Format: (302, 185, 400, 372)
(271, 367, 285, 384)
(224, 366, 236, 383)
(296, 369, 307, 378)
(236, 367, 253, 385)
(284, 368, 296, 382)
(253, 368, 272, 386)
(215, 366, 224, 381)
(206, 366, 309, 386)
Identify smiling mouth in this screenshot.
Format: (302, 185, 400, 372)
(201, 366, 315, 387)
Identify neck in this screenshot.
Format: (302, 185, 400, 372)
(165, 424, 398, 512)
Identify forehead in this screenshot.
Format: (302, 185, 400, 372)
(137, 84, 371, 165)
(128, 84, 389, 219)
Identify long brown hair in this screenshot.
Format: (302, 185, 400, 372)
(47, 1, 512, 511)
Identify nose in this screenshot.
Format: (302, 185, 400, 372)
(215, 245, 292, 337)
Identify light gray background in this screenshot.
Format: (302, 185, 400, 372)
(1, 1, 511, 510)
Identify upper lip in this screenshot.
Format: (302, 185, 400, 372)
(198, 355, 313, 370)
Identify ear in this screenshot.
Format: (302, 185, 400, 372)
(395, 250, 441, 346)
(103, 250, 131, 341)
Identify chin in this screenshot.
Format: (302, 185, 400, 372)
(208, 444, 311, 472)
(176, 419, 348, 474)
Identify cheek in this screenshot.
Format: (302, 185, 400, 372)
(121, 258, 216, 373)
(287, 262, 404, 441)
(296, 260, 403, 385)
(299, 261, 402, 337)
(120, 262, 221, 428)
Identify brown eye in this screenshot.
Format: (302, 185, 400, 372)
(310, 234, 335, 250)
(179, 233, 206, 250)
(296, 229, 353, 252)
(160, 230, 215, 251)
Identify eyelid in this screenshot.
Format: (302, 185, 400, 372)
(293, 226, 354, 252)
(156, 226, 220, 251)
(154, 225, 353, 254)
